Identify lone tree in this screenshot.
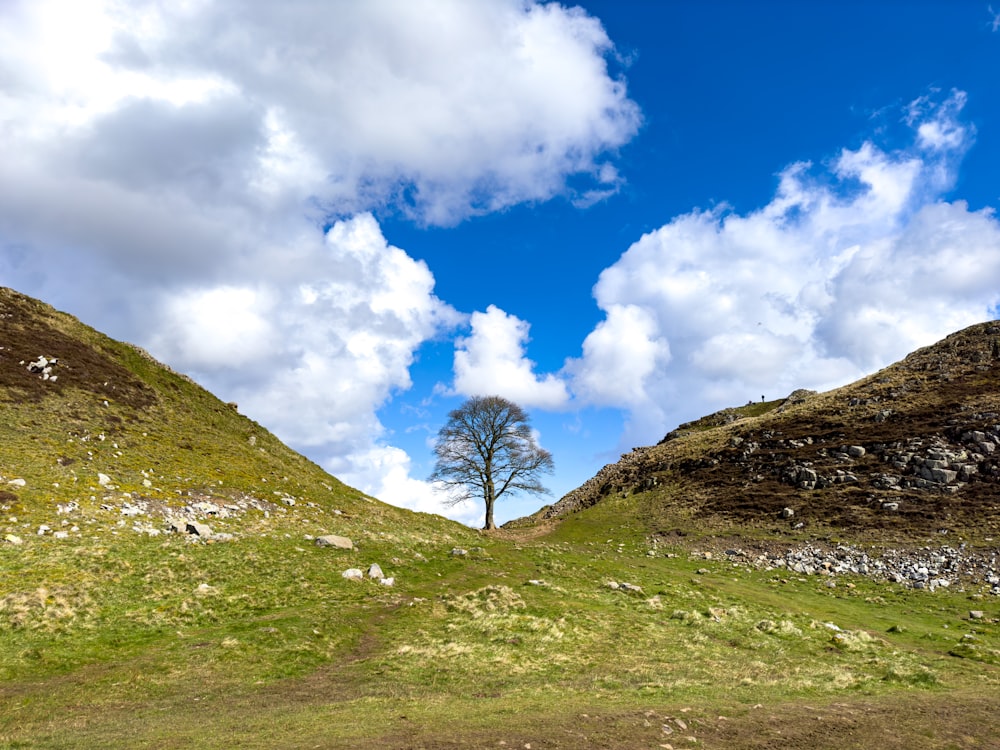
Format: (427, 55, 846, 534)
(429, 395, 554, 530)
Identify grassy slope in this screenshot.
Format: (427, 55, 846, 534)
(1, 289, 999, 748)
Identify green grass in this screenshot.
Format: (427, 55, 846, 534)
(2, 290, 999, 747)
(2, 505, 998, 748)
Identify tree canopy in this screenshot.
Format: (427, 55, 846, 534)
(429, 395, 554, 530)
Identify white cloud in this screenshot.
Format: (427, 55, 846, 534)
(566, 303, 669, 407)
(169, 214, 462, 451)
(0, 0, 639, 229)
(334, 444, 484, 527)
(151, 286, 278, 370)
(451, 305, 570, 409)
(0, 0, 640, 525)
(571, 90, 1000, 445)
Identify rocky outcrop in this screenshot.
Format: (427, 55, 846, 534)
(535, 322, 1000, 537)
(717, 542, 1000, 595)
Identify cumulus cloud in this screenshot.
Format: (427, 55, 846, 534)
(161, 214, 460, 445)
(451, 305, 570, 409)
(335, 444, 484, 527)
(570, 90, 1000, 444)
(0, 0, 640, 523)
(0, 0, 639, 229)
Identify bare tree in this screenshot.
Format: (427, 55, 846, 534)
(429, 395, 554, 530)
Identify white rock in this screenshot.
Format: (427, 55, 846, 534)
(342, 568, 364, 581)
(97, 473, 112, 487)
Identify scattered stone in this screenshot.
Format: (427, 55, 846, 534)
(781, 507, 795, 519)
(970, 610, 985, 620)
(367, 563, 385, 579)
(315, 535, 353, 550)
(450, 547, 468, 557)
(186, 521, 214, 537)
(97, 473, 112, 487)
(342, 568, 364, 581)
(379, 577, 395, 587)
(7, 478, 26, 488)
(195, 583, 219, 597)
(3, 534, 23, 545)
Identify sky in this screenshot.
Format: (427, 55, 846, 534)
(2, 1, 1000, 527)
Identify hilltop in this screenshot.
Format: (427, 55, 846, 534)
(0, 286, 458, 546)
(1, 288, 998, 749)
(535, 321, 1000, 545)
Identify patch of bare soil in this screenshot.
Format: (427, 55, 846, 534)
(346, 691, 1000, 749)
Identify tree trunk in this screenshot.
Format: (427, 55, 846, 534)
(483, 498, 495, 530)
(484, 477, 496, 530)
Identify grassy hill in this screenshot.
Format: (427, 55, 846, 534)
(536, 321, 1000, 545)
(1, 287, 998, 748)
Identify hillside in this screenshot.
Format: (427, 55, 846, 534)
(538, 322, 1000, 544)
(0, 286, 456, 545)
(1, 289, 999, 749)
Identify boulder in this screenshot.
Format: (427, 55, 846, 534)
(316, 534, 353, 550)
(186, 521, 214, 537)
(342, 568, 364, 581)
(367, 563, 385, 579)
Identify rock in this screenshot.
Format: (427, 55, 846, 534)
(379, 577, 395, 586)
(186, 521, 214, 537)
(847, 445, 866, 457)
(3, 534, 23, 545)
(781, 507, 795, 519)
(7, 478, 26, 488)
(97, 473, 112, 487)
(195, 583, 219, 597)
(450, 547, 468, 557)
(342, 568, 364, 581)
(970, 610, 985, 620)
(367, 563, 385, 579)
(315, 535, 353, 550)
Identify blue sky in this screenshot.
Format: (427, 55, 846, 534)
(2, 1, 1000, 526)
